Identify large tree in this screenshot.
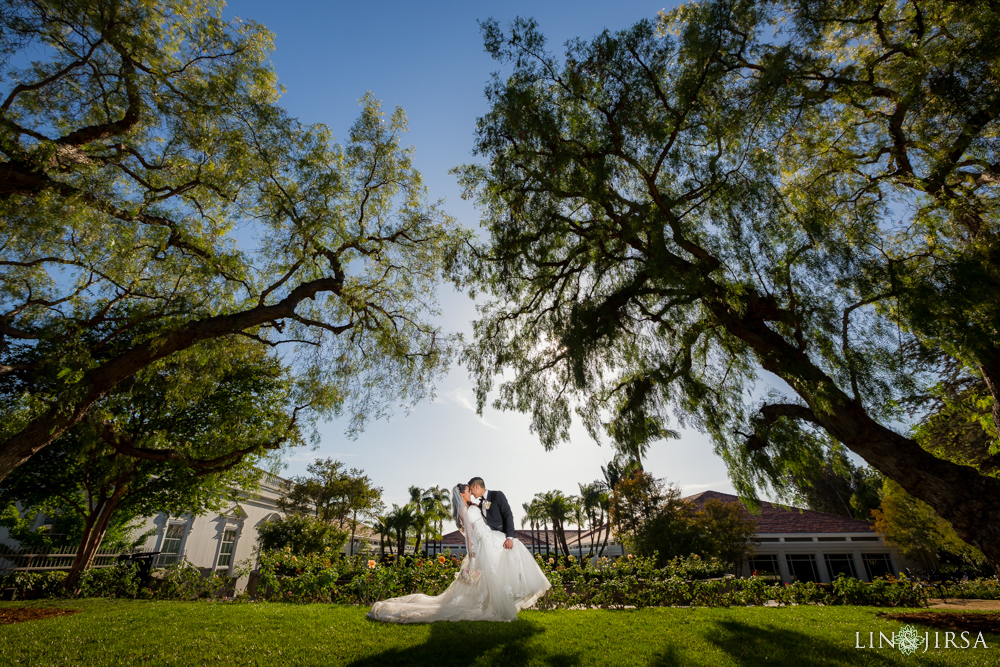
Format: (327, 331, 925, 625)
(278, 457, 384, 556)
(0, 336, 298, 590)
(791, 447, 883, 521)
(0, 0, 465, 481)
(457, 1, 1000, 566)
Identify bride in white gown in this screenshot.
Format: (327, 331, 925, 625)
(367, 483, 551, 623)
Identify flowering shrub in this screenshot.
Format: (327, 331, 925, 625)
(935, 578, 1000, 600)
(0, 551, 932, 608)
(257, 549, 339, 602)
(152, 560, 239, 601)
(331, 554, 462, 605)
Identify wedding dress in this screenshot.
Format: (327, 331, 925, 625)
(367, 490, 551, 623)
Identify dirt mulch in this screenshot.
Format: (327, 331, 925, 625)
(0, 607, 80, 625)
(879, 611, 1000, 635)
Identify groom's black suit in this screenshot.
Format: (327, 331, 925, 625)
(480, 490, 516, 540)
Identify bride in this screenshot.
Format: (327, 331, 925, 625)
(367, 483, 551, 623)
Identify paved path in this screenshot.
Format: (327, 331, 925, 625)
(927, 598, 1000, 610)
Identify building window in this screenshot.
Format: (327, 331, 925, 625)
(823, 553, 858, 579)
(783, 537, 814, 543)
(851, 536, 879, 542)
(748, 555, 781, 581)
(217, 528, 238, 569)
(785, 554, 819, 582)
(159, 524, 185, 565)
(862, 553, 894, 580)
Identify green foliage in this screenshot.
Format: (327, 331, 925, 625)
(0, 336, 296, 588)
(333, 554, 463, 605)
(150, 560, 237, 601)
(532, 556, 924, 609)
(1, 561, 140, 600)
(256, 549, 340, 603)
(1, 552, 933, 608)
(456, 0, 1000, 562)
(0, 559, 241, 601)
(792, 448, 883, 521)
(937, 578, 1000, 601)
(873, 479, 986, 568)
(279, 460, 374, 522)
(0, 0, 467, 486)
(610, 473, 757, 572)
(0, 502, 54, 552)
(256, 515, 347, 556)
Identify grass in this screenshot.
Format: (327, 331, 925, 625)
(0, 600, 998, 666)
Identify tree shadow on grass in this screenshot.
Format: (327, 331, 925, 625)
(698, 619, 956, 666)
(348, 618, 577, 667)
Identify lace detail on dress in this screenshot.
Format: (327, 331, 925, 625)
(367, 500, 551, 624)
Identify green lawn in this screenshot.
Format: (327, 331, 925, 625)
(0, 600, 997, 666)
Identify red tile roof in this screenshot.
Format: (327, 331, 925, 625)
(428, 490, 875, 546)
(683, 490, 875, 534)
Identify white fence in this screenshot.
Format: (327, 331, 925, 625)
(0, 544, 159, 574)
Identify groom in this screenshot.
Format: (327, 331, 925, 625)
(468, 477, 516, 550)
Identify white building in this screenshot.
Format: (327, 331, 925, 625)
(1, 470, 376, 587)
(685, 491, 911, 582)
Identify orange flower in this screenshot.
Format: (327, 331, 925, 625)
(438, 555, 447, 564)
(367, 559, 376, 569)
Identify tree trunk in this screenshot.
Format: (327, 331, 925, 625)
(0, 273, 346, 483)
(558, 520, 571, 557)
(347, 512, 358, 558)
(64, 493, 122, 593)
(701, 286, 1000, 569)
(598, 513, 611, 558)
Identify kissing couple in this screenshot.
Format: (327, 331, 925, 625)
(367, 477, 551, 623)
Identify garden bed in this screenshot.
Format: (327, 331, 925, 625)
(0, 607, 79, 625)
(879, 611, 1000, 634)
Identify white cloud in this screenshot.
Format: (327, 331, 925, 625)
(436, 388, 500, 430)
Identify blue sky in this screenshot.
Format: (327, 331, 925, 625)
(224, 0, 738, 524)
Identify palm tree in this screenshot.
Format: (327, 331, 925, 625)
(579, 482, 602, 556)
(408, 486, 430, 554)
(539, 490, 574, 557)
(521, 502, 536, 554)
(597, 455, 640, 558)
(371, 515, 393, 556)
(570, 494, 586, 559)
(596, 490, 612, 557)
(386, 503, 417, 559)
(600, 455, 642, 493)
(422, 485, 452, 556)
(533, 493, 552, 556)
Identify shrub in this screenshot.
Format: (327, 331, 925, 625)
(151, 559, 239, 601)
(256, 514, 347, 556)
(77, 562, 141, 598)
(257, 549, 340, 602)
(936, 577, 1000, 600)
(2, 571, 68, 600)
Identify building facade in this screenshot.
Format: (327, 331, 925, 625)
(427, 490, 911, 584)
